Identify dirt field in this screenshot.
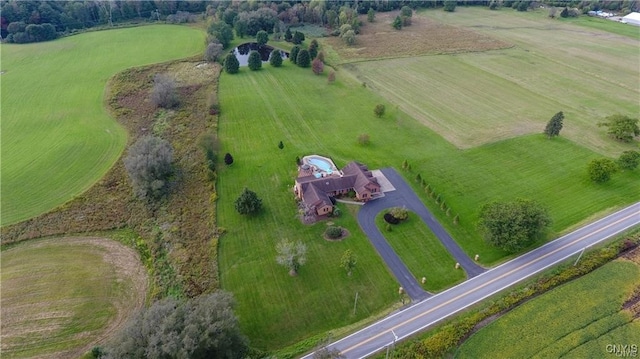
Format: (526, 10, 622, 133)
(1, 237, 148, 358)
(324, 10, 511, 62)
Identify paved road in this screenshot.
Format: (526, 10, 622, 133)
(357, 168, 485, 301)
(303, 201, 640, 359)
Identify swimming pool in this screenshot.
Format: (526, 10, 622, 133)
(308, 158, 333, 172)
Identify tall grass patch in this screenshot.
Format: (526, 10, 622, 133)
(1, 25, 205, 225)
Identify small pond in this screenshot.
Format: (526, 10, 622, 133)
(232, 42, 289, 66)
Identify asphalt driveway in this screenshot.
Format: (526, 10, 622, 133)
(358, 168, 485, 301)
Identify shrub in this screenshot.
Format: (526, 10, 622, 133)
(618, 150, 640, 170)
(151, 74, 179, 109)
(390, 206, 409, 221)
(123, 136, 174, 201)
(325, 226, 343, 239)
(357, 133, 370, 145)
(224, 152, 234, 165)
(328, 71, 336, 83)
(588, 158, 618, 183)
(374, 104, 385, 118)
(384, 213, 400, 225)
(444, 0, 456, 12)
(312, 58, 324, 75)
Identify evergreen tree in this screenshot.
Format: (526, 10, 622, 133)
(247, 50, 262, 71)
(544, 111, 564, 138)
(284, 27, 293, 42)
(297, 49, 311, 67)
(224, 152, 234, 165)
(256, 30, 268, 46)
(224, 53, 240, 74)
(292, 30, 305, 44)
(392, 15, 402, 29)
(367, 8, 375, 22)
(290, 45, 301, 64)
(235, 188, 262, 215)
(270, 49, 283, 67)
(278, 141, 284, 149)
(308, 39, 319, 59)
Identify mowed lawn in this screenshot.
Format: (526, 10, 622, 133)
(456, 258, 640, 358)
(0, 237, 147, 358)
(348, 7, 639, 155)
(375, 212, 466, 292)
(217, 58, 638, 349)
(0, 25, 205, 225)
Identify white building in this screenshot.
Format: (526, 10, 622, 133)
(621, 12, 640, 26)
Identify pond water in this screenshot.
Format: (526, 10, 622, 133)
(232, 43, 289, 66)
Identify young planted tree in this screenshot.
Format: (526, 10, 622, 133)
(392, 15, 402, 30)
(151, 74, 179, 108)
(284, 27, 292, 42)
(312, 58, 324, 75)
(290, 45, 301, 64)
(587, 158, 618, 183)
(123, 135, 174, 201)
(479, 199, 551, 252)
(247, 50, 262, 71)
(367, 8, 375, 22)
(278, 140, 284, 149)
(235, 187, 262, 215)
(340, 249, 357, 276)
(276, 239, 307, 276)
(224, 152, 234, 165)
(269, 49, 283, 67)
(598, 114, 640, 142)
(544, 111, 564, 139)
(357, 133, 370, 145)
(256, 30, 268, 46)
(308, 39, 319, 60)
(617, 150, 640, 170)
(297, 49, 311, 68)
(374, 104, 386, 118)
(224, 53, 240, 74)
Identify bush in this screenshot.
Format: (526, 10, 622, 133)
(269, 49, 283, 67)
(444, 0, 456, 12)
(384, 212, 400, 225)
(588, 158, 618, 183)
(248, 50, 262, 71)
(390, 206, 409, 221)
(325, 226, 343, 239)
(374, 104, 385, 118)
(151, 74, 179, 109)
(328, 71, 336, 83)
(123, 136, 174, 201)
(224, 152, 234, 165)
(204, 42, 224, 62)
(357, 133, 370, 145)
(618, 150, 640, 170)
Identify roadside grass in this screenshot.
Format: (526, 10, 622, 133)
(375, 212, 466, 292)
(216, 60, 638, 349)
(346, 8, 639, 154)
(455, 258, 640, 358)
(0, 24, 205, 226)
(0, 237, 147, 359)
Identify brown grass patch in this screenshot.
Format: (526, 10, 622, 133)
(325, 11, 511, 62)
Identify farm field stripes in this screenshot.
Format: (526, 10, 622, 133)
(0, 25, 205, 225)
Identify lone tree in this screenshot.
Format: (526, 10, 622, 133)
(392, 15, 402, 30)
(124, 136, 174, 200)
(278, 140, 284, 149)
(296, 49, 311, 68)
(587, 158, 618, 183)
(235, 187, 262, 215)
(247, 50, 262, 71)
(312, 58, 324, 75)
(340, 249, 357, 276)
(269, 49, 283, 67)
(224, 152, 234, 165)
(479, 199, 551, 252)
(276, 239, 307, 276)
(618, 150, 640, 170)
(598, 114, 640, 142)
(290, 45, 301, 64)
(367, 8, 375, 22)
(151, 74, 179, 108)
(256, 30, 268, 46)
(444, 0, 457, 12)
(544, 111, 564, 139)
(103, 291, 248, 359)
(374, 104, 386, 118)
(224, 53, 240, 74)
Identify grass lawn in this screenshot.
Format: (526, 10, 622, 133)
(0, 237, 147, 358)
(348, 8, 639, 154)
(565, 15, 640, 40)
(0, 25, 205, 226)
(375, 212, 466, 292)
(455, 258, 640, 358)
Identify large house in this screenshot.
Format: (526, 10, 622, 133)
(294, 161, 381, 216)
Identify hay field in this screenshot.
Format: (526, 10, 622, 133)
(0, 25, 205, 226)
(0, 237, 148, 358)
(346, 8, 639, 154)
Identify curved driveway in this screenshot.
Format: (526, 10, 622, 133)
(357, 168, 485, 301)
(303, 202, 640, 359)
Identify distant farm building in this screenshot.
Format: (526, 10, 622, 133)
(294, 155, 380, 216)
(621, 12, 640, 26)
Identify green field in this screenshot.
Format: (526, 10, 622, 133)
(348, 7, 639, 155)
(0, 25, 205, 226)
(456, 258, 640, 358)
(0, 237, 147, 358)
(375, 212, 466, 292)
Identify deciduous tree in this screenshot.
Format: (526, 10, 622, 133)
(151, 74, 179, 108)
(479, 199, 551, 252)
(588, 158, 618, 183)
(340, 249, 357, 276)
(598, 114, 640, 142)
(374, 104, 386, 118)
(204, 41, 224, 62)
(544, 111, 564, 138)
(444, 0, 457, 12)
(617, 150, 640, 170)
(123, 136, 173, 201)
(312, 58, 324, 75)
(276, 239, 307, 276)
(235, 188, 262, 215)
